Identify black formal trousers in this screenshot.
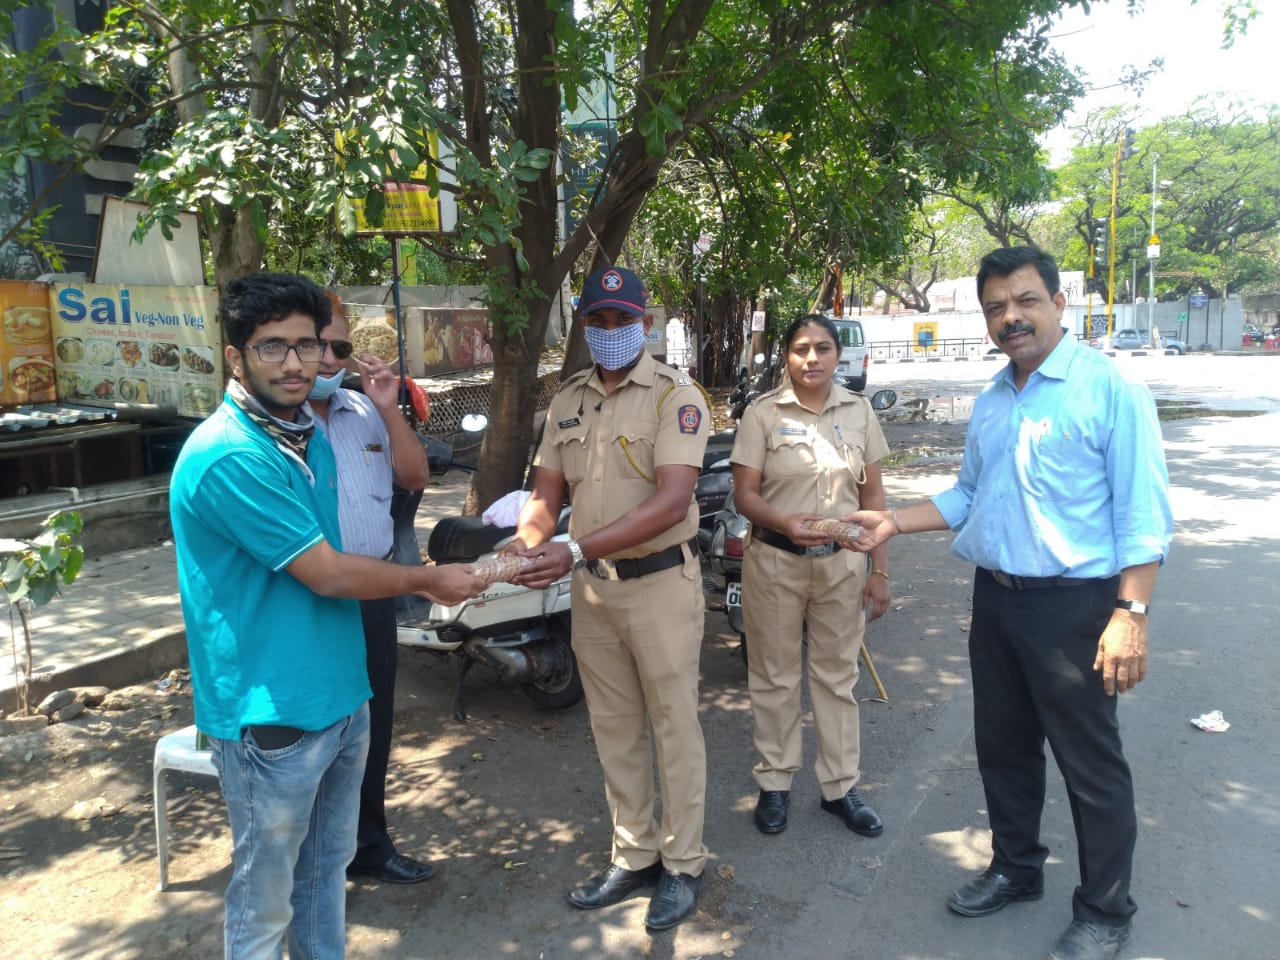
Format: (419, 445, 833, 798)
(968, 567, 1138, 925)
(350, 595, 399, 869)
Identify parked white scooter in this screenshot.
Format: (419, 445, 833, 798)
(396, 417, 583, 720)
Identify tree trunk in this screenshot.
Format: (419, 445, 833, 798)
(162, 10, 287, 287)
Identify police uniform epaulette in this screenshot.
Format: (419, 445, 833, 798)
(563, 366, 594, 387)
(654, 362, 712, 411)
(832, 383, 869, 405)
(753, 385, 786, 406)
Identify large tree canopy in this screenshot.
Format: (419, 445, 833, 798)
(1048, 101, 1280, 302)
(3, 0, 1104, 508)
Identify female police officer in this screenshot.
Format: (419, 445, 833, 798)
(729, 314, 892, 837)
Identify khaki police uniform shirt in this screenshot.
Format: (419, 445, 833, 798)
(534, 351, 709, 559)
(731, 382, 889, 518)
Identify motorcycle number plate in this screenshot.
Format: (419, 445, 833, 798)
(725, 581, 742, 608)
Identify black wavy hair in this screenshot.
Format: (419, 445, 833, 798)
(781, 313, 840, 353)
(219, 272, 332, 350)
(976, 246, 1061, 301)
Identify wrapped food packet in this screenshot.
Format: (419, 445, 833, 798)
(349, 320, 400, 363)
(468, 554, 533, 586)
(800, 518, 866, 542)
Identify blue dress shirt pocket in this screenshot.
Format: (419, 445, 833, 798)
(1024, 433, 1092, 501)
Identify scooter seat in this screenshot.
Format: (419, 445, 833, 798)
(427, 517, 515, 563)
(426, 508, 574, 563)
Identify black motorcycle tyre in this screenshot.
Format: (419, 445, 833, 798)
(519, 612, 584, 709)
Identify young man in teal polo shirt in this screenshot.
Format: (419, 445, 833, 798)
(170, 272, 484, 960)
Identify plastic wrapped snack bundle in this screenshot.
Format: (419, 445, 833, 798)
(800, 518, 866, 543)
(467, 554, 533, 586)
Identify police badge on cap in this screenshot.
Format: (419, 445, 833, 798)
(578, 266, 647, 317)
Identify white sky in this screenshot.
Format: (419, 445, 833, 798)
(1042, 0, 1280, 160)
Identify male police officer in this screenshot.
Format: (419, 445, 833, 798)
(507, 265, 711, 932)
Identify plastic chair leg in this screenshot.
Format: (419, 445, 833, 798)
(154, 763, 169, 891)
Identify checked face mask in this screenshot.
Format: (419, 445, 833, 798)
(583, 321, 646, 371)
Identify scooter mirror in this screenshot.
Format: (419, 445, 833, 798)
(870, 389, 898, 411)
(460, 413, 489, 432)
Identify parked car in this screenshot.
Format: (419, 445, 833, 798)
(1242, 324, 1267, 346)
(1160, 334, 1187, 354)
(1111, 329, 1146, 350)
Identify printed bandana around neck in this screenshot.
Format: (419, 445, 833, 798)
(225, 377, 316, 478)
(583, 322, 645, 370)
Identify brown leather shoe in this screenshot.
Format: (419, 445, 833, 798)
(568, 861, 662, 910)
(946, 869, 1044, 917)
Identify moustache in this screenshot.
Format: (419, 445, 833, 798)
(998, 324, 1036, 342)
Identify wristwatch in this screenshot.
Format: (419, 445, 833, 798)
(1114, 599, 1150, 615)
(566, 539, 586, 571)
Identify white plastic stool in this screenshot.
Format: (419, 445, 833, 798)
(153, 724, 218, 891)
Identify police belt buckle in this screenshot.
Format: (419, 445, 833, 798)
(804, 543, 839, 558)
(586, 558, 623, 581)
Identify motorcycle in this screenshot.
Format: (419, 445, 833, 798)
(729, 353, 775, 421)
(704, 388, 899, 663)
(395, 416, 583, 720)
(694, 430, 739, 554)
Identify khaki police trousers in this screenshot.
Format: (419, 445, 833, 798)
(742, 542, 867, 801)
(570, 553, 708, 876)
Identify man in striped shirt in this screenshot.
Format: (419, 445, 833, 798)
(310, 294, 436, 885)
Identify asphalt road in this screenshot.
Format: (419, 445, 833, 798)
(5, 354, 1273, 960)
(365, 355, 1279, 960)
(738, 354, 1280, 960)
(869, 351, 1280, 414)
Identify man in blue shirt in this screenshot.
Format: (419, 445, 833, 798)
(171, 272, 484, 959)
(851, 247, 1172, 960)
(309, 293, 437, 886)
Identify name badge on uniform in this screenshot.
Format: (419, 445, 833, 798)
(779, 425, 807, 436)
(677, 404, 702, 434)
(558, 416, 582, 429)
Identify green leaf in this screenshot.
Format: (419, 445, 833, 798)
(28, 578, 57, 606)
(364, 189, 386, 226)
(61, 548, 84, 584)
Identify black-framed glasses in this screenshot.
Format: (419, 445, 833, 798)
(245, 340, 324, 364)
(322, 339, 353, 359)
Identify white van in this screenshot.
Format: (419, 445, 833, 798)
(831, 317, 869, 392)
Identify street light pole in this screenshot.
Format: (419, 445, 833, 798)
(1147, 153, 1161, 335)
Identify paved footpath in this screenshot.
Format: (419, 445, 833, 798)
(1, 469, 476, 706)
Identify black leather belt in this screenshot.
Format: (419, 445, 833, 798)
(985, 568, 1106, 591)
(587, 538, 696, 581)
(753, 526, 841, 557)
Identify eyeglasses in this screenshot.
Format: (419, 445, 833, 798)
(244, 340, 324, 364)
(322, 339, 353, 359)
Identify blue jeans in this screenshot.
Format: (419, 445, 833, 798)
(211, 704, 370, 960)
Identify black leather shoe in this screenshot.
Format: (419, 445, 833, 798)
(568, 861, 662, 910)
(1046, 919, 1132, 960)
(754, 789, 790, 834)
(946, 869, 1044, 917)
(819, 789, 883, 836)
(644, 869, 703, 931)
(347, 853, 436, 885)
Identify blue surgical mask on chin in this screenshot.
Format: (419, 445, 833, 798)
(584, 322, 646, 370)
(308, 369, 346, 400)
